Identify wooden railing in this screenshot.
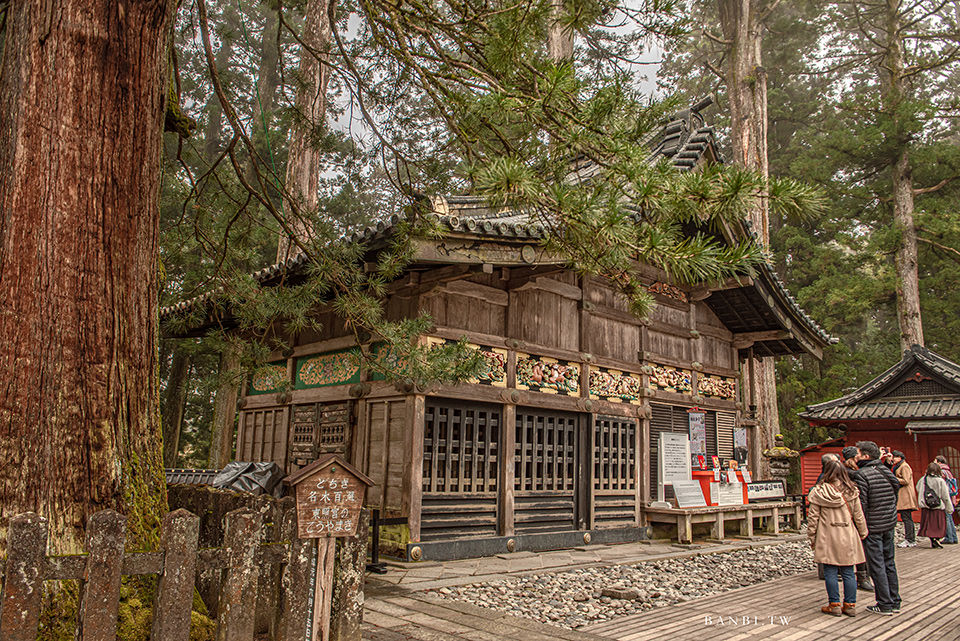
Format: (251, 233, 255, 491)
(0, 507, 314, 640)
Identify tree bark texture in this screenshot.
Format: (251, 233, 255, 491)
(203, 23, 234, 167)
(547, 0, 574, 62)
(208, 347, 241, 469)
(162, 347, 192, 468)
(882, 2, 924, 351)
(276, 0, 334, 263)
(0, 0, 173, 554)
(892, 149, 923, 350)
(718, 0, 778, 471)
(252, 1, 282, 162)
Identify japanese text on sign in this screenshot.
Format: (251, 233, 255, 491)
(295, 470, 366, 538)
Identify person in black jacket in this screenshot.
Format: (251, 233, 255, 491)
(854, 440, 902, 615)
(841, 445, 874, 591)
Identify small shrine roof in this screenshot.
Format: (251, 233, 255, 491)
(800, 344, 960, 423)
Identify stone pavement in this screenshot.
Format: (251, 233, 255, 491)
(362, 534, 805, 640)
(362, 537, 960, 641)
(371, 534, 805, 591)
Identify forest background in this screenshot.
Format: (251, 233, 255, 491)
(159, 0, 960, 467)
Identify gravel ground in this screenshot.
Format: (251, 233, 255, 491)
(431, 542, 816, 629)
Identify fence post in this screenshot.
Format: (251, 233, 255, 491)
(217, 508, 262, 641)
(0, 512, 47, 641)
(330, 508, 369, 641)
(79, 509, 126, 641)
(151, 509, 200, 641)
(277, 504, 314, 641)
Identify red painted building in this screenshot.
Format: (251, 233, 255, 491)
(800, 345, 960, 504)
(798, 437, 846, 498)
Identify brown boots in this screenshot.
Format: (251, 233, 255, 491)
(821, 603, 842, 616)
(821, 602, 856, 617)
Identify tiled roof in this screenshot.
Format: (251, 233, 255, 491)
(160, 103, 834, 356)
(165, 468, 219, 485)
(800, 345, 960, 422)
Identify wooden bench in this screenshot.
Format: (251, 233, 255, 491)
(643, 501, 802, 544)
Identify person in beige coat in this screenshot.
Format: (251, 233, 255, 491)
(892, 452, 918, 548)
(808, 459, 869, 617)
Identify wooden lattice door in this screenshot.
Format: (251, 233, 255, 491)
(420, 400, 500, 541)
(592, 415, 637, 528)
(514, 408, 582, 533)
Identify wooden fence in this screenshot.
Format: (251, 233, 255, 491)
(0, 507, 317, 641)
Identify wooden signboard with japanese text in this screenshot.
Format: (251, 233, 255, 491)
(294, 468, 366, 539)
(285, 455, 374, 641)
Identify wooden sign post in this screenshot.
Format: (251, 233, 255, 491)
(285, 455, 374, 641)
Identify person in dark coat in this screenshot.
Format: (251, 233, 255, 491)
(854, 440, 902, 615)
(841, 445, 873, 592)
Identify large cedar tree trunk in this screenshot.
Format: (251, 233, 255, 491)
(276, 0, 334, 262)
(0, 0, 173, 554)
(718, 0, 779, 470)
(882, 4, 924, 350)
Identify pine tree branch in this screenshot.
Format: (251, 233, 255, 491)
(702, 29, 731, 46)
(913, 175, 959, 196)
(917, 235, 960, 263)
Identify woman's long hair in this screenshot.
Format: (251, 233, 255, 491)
(819, 458, 858, 494)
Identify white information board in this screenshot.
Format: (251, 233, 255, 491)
(717, 482, 745, 506)
(658, 432, 692, 501)
(672, 480, 707, 508)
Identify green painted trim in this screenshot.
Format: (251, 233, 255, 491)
(247, 361, 288, 396)
(294, 348, 362, 389)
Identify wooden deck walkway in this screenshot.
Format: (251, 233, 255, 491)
(584, 545, 960, 641)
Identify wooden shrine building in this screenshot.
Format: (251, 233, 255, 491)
(163, 109, 833, 560)
(800, 344, 960, 489)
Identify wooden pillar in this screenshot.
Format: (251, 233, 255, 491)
(739, 509, 754, 537)
(499, 403, 516, 536)
(636, 406, 646, 526)
(765, 507, 780, 534)
(402, 395, 425, 543)
(584, 412, 595, 530)
(313, 539, 337, 641)
(711, 511, 725, 541)
(678, 513, 692, 544)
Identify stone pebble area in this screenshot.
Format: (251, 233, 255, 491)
(431, 542, 816, 629)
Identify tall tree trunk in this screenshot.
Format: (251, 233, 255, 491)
(203, 41, 232, 166)
(718, 0, 779, 470)
(892, 149, 923, 349)
(547, 0, 573, 62)
(208, 347, 241, 468)
(0, 0, 173, 554)
(162, 347, 191, 467)
(882, 3, 924, 350)
(252, 1, 282, 161)
(276, 0, 334, 262)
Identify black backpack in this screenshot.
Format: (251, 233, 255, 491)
(924, 478, 941, 509)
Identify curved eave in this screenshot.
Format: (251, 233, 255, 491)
(800, 345, 960, 421)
